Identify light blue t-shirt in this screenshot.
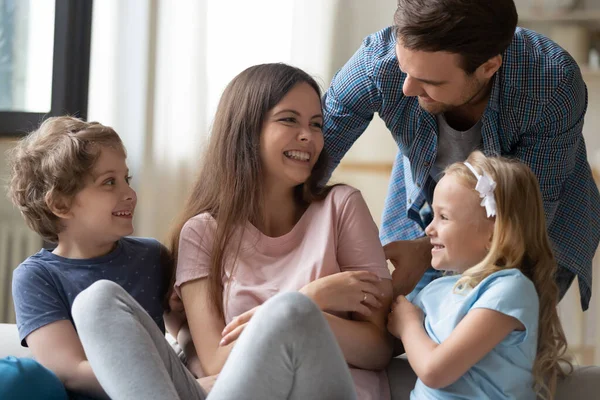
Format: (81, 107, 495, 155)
(410, 269, 539, 400)
(12, 237, 170, 347)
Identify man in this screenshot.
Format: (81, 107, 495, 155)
(323, 0, 600, 309)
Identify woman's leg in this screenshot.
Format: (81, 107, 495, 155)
(209, 292, 358, 400)
(72, 280, 206, 400)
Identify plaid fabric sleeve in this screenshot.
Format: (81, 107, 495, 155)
(380, 154, 427, 245)
(513, 65, 598, 309)
(322, 39, 382, 179)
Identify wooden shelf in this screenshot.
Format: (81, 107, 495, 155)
(338, 161, 393, 175)
(519, 10, 600, 23)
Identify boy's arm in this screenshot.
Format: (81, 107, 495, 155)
(26, 320, 109, 399)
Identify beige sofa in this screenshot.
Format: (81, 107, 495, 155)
(2, 323, 600, 399)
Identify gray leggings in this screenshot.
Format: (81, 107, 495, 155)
(72, 280, 357, 400)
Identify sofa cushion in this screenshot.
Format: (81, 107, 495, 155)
(387, 356, 600, 400)
(0, 324, 32, 359)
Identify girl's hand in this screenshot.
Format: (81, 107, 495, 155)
(219, 306, 260, 346)
(387, 295, 424, 339)
(300, 271, 386, 317)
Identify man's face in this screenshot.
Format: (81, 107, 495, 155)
(395, 42, 488, 115)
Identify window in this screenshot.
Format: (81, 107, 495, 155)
(0, 0, 93, 136)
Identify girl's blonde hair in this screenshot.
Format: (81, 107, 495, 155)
(446, 151, 570, 399)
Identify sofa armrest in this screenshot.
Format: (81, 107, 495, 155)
(556, 365, 600, 400)
(387, 355, 600, 400)
(0, 324, 32, 359)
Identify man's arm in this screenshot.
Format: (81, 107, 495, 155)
(514, 65, 598, 308)
(322, 38, 382, 179)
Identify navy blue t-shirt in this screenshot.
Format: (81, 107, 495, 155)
(12, 237, 170, 346)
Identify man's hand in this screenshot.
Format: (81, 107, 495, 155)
(384, 237, 432, 297)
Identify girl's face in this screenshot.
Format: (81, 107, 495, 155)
(425, 174, 495, 273)
(259, 82, 324, 191)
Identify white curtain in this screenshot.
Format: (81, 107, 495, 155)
(87, 0, 395, 241)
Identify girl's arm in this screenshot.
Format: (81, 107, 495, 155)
(26, 320, 109, 399)
(180, 278, 234, 376)
(389, 296, 524, 389)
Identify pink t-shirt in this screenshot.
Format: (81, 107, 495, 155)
(175, 185, 392, 400)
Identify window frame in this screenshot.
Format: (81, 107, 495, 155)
(0, 0, 93, 137)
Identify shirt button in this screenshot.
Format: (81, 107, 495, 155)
(408, 198, 412, 204)
(416, 183, 421, 188)
(424, 161, 431, 167)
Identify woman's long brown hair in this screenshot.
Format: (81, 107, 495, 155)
(168, 63, 333, 319)
(450, 151, 570, 399)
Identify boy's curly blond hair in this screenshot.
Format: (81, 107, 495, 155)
(7, 116, 125, 243)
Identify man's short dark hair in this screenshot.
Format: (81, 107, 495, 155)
(394, 0, 518, 73)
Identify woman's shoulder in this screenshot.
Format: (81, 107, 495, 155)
(323, 184, 362, 205)
(308, 184, 365, 221)
(181, 212, 216, 232)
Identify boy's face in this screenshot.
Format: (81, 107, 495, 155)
(66, 146, 137, 243)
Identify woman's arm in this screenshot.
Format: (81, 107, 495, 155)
(180, 278, 234, 376)
(26, 320, 109, 399)
(221, 277, 393, 370)
(389, 296, 523, 389)
(320, 189, 395, 369)
(323, 278, 393, 370)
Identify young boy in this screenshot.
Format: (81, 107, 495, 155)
(6, 116, 183, 399)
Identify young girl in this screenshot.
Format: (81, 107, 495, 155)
(387, 151, 569, 399)
(170, 62, 394, 400)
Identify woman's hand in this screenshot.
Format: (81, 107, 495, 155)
(300, 271, 385, 316)
(197, 374, 218, 393)
(219, 306, 260, 346)
(387, 295, 424, 339)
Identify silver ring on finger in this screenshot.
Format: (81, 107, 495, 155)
(362, 292, 368, 303)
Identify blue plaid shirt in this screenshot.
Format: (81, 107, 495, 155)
(323, 27, 600, 310)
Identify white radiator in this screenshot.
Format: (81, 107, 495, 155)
(0, 219, 42, 323)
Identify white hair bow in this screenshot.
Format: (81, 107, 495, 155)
(464, 162, 497, 218)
